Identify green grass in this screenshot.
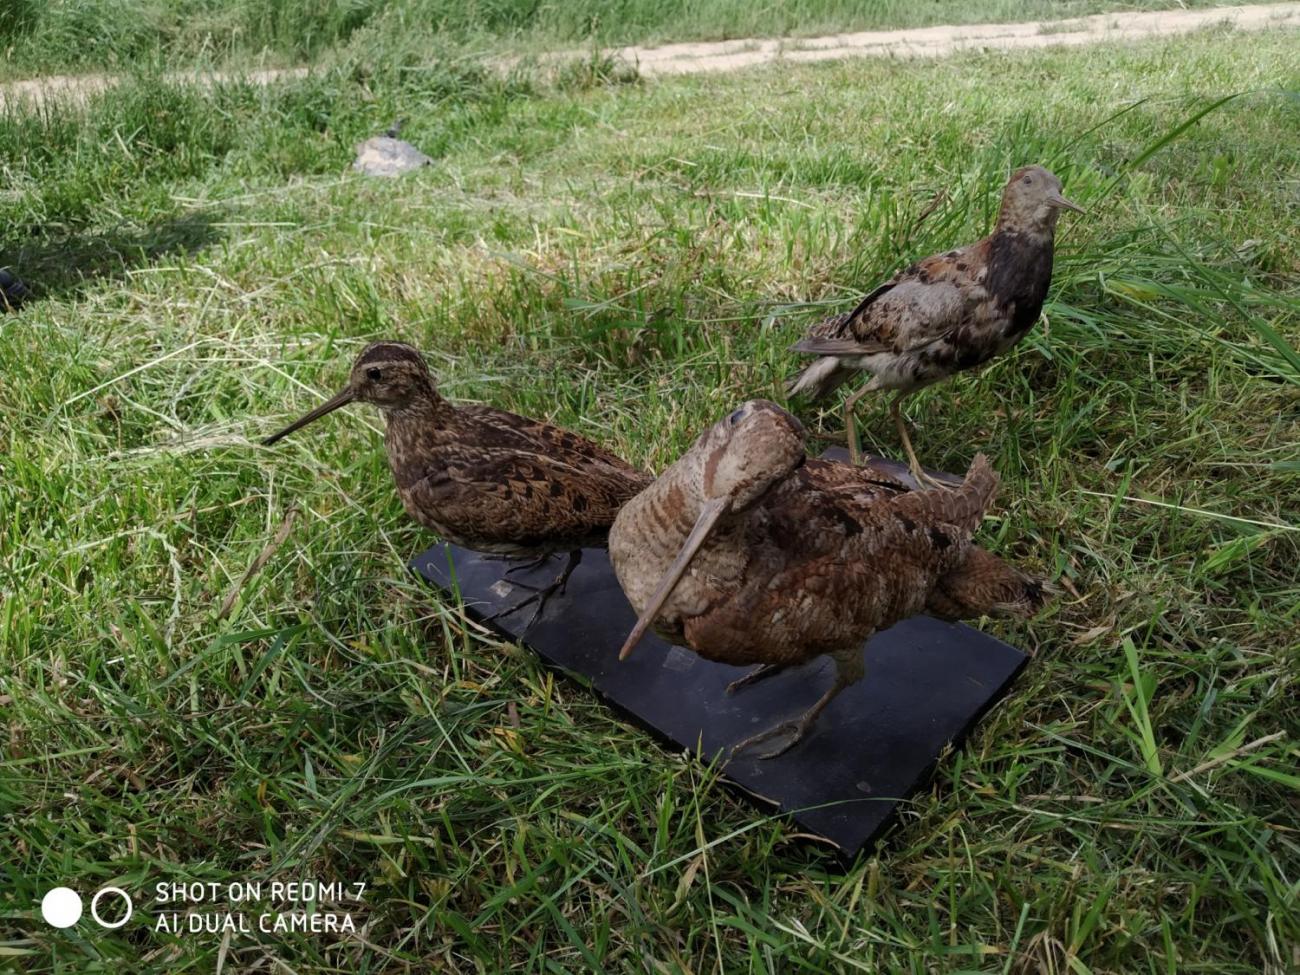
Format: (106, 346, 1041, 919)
(2, 22, 1299, 975)
(0, 0, 1251, 81)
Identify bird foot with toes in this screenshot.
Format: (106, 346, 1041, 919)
(484, 550, 582, 630)
(725, 663, 786, 695)
(497, 554, 554, 576)
(729, 714, 819, 760)
(908, 463, 954, 491)
(483, 581, 561, 629)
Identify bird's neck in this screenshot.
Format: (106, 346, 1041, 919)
(627, 464, 713, 543)
(380, 393, 460, 488)
(381, 390, 455, 431)
(994, 211, 1059, 241)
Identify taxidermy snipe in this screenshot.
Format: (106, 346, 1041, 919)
(263, 341, 651, 623)
(787, 165, 1082, 482)
(610, 399, 1049, 758)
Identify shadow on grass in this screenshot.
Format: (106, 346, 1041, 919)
(0, 268, 29, 309)
(0, 210, 223, 308)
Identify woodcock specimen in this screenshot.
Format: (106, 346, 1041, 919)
(787, 165, 1082, 481)
(263, 341, 651, 623)
(609, 399, 1048, 758)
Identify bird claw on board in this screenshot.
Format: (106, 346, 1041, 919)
(910, 465, 956, 491)
(501, 554, 554, 576)
(483, 587, 550, 630)
(725, 664, 785, 695)
(729, 718, 811, 761)
(483, 572, 575, 630)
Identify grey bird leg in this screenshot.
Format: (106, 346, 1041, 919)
(485, 549, 582, 629)
(726, 663, 787, 695)
(889, 391, 947, 489)
(730, 648, 864, 760)
(491, 553, 552, 576)
(890, 390, 921, 480)
(842, 382, 877, 466)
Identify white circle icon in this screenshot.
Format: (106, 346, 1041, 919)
(41, 887, 83, 928)
(90, 887, 134, 929)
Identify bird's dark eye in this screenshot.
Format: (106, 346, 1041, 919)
(727, 408, 745, 426)
(366, 367, 382, 382)
(1022, 175, 1032, 184)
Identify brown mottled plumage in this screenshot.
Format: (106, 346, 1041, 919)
(609, 400, 1048, 758)
(263, 341, 651, 622)
(787, 165, 1082, 481)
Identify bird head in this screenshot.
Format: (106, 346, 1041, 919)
(617, 400, 806, 660)
(261, 341, 437, 446)
(695, 399, 807, 513)
(997, 165, 1084, 233)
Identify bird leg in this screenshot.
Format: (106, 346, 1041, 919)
(889, 391, 947, 489)
(485, 549, 582, 629)
(502, 554, 553, 576)
(725, 663, 787, 695)
(729, 648, 863, 760)
(842, 382, 878, 466)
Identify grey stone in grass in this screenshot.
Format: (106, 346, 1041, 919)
(353, 120, 432, 177)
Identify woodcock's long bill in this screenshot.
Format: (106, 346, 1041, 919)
(609, 400, 1050, 758)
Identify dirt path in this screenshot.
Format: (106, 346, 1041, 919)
(597, 2, 1300, 76)
(2, 2, 1297, 109)
(0, 67, 308, 111)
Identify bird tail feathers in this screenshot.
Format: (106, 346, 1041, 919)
(888, 453, 999, 538)
(785, 356, 854, 402)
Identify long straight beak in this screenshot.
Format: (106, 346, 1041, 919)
(262, 387, 355, 445)
(618, 496, 729, 661)
(1048, 193, 1085, 214)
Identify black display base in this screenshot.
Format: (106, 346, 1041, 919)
(408, 451, 1027, 858)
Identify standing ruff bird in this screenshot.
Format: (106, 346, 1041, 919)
(787, 165, 1082, 481)
(610, 399, 1048, 758)
(263, 341, 651, 623)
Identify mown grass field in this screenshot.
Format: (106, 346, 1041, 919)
(2, 13, 1299, 975)
(0, 0, 1250, 81)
